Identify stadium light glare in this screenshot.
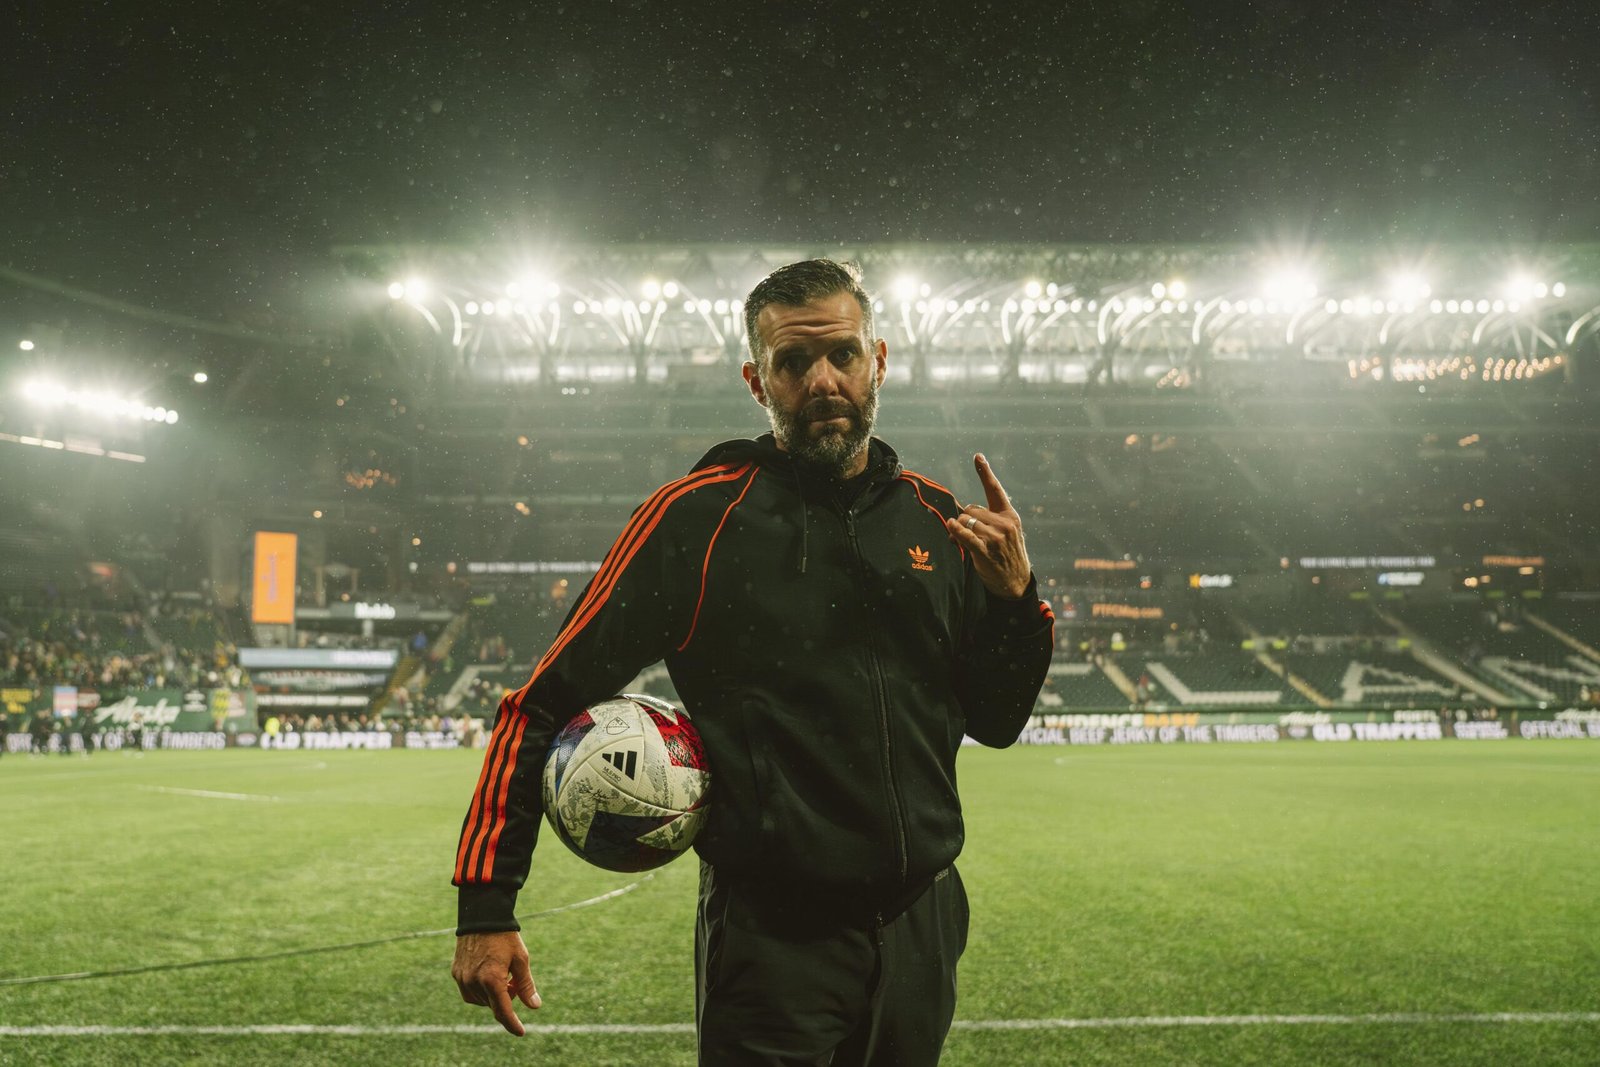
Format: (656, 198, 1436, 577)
(165, 410, 178, 424)
(1168, 279, 1187, 299)
(403, 278, 429, 301)
(1552, 282, 1566, 297)
(386, 282, 405, 300)
(193, 372, 208, 384)
(1504, 274, 1538, 301)
(891, 276, 919, 303)
(662, 281, 680, 299)
(1262, 270, 1316, 302)
(481, 301, 497, 316)
(464, 301, 479, 315)
(19, 339, 34, 351)
(1151, 282, 1166, 298)
(642, 279, 662, 300)
(1023, 280, 1042, 299)
(1389, 273, 1431, 302)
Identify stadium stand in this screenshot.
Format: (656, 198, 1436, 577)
(1137, 653, 1286, 706)
(1284, 650, 1462, 706)
(1391, 600, 1600, 704)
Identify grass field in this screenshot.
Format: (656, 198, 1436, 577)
(1, 741, 1597, 1065)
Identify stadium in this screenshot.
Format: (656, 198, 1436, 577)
(3, 240, 1597, 1064)
(4, 4, 1599, 1063)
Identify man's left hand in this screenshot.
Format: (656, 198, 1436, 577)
(945, 453, 1033, 599)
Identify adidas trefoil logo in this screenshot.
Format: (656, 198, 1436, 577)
(908, 545, 934, 572)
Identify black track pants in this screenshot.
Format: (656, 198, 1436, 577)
(695, 862, 969, 1066)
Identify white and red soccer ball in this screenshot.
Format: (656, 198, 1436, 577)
(542, 694, 711, 872)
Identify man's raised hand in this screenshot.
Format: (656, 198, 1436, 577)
(944, 453, 1033, 599)
(452, 930, 541, 1036)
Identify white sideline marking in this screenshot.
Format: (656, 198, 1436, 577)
(137, 785, 280, 803)
(3, 1013, 1597, 1037)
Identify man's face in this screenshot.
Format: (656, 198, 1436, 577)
(742, 292, 888, 477)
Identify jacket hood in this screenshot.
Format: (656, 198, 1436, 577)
(692, 433, 903, 485)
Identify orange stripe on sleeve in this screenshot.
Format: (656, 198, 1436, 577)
(899, 475, 965, 561)
(676, 466, 760, 652)
(454, 708, 516, 882)
(476, 710, 531, 881)
(459, 462, 751, 883)
(901, 469, 958, 500)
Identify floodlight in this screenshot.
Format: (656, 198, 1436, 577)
(482, 301, 496, 316)
(1552, 282, 1566, 297)
(603, 298, 621, 315)
(642, 279, 662, 300)
(193, 372, 208, 384)
(1023, 280, 1042, 299)
(713, 299, 729, 315)
(403, 278, 428, 300)
(662, 281, 679, 299)
(386, 282, 405, 300)
(1151, 282, 1166, 298)
(505, 281, 523, 298)
(1168, 279, 1187, 299)
(1389, 273, 1430, 302)
(1504, 275, 1537, 301)
(165, 410, 178, 424)
(19, 339, 33, 351)
(892, 276, 919, 302)
(465, 301, 479, 315)
(1262, 270, 1316, 302)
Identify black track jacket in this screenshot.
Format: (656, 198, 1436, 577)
(453, 434, 1054, 933)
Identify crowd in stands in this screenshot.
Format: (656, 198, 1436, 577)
(1, 604, 245, 692)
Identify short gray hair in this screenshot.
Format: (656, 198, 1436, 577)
(743, 259, 875, 369)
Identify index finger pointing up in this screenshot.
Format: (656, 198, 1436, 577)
(975, 453, 1012, 512)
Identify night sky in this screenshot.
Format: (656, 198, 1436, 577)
(5, 0, 1598, 320)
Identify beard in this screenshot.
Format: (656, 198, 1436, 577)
(766, 375, 880, 478)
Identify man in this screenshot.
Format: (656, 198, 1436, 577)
(451, 259, 1053, 1064)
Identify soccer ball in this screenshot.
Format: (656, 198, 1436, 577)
(542, 694, 711, 872)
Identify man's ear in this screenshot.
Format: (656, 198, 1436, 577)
(741, 360, 768, 407)
(873, 338, 888, 387)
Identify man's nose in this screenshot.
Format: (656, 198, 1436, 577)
(803, 359, 841, 395)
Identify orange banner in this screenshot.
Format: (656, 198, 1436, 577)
(252, 532, 298, 624)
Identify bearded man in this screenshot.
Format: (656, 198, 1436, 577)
(451, 258, 1053, 1065)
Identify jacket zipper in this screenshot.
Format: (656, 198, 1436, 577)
(844, 507, 909, 884)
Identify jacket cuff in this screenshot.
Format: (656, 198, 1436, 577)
(984, 574, 1045, 633)
(456, 883, 521, 935)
